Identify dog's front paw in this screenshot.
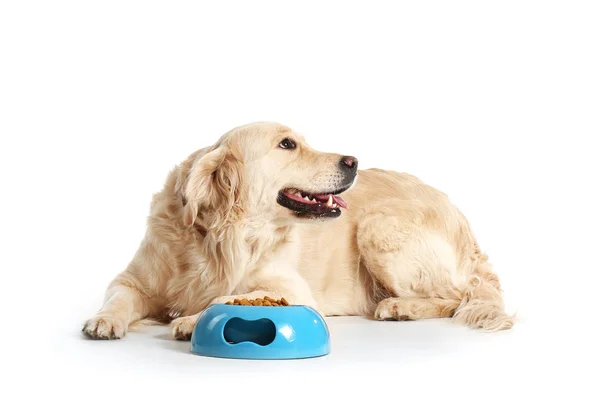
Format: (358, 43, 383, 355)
(170, 315, 199, 341)
(210, 295, 239, 305)
(82, 315, 127, 339)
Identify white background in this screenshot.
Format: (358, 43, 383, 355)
(1, 1, 599, 399)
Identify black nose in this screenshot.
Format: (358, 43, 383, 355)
(340, 156, 358, 171)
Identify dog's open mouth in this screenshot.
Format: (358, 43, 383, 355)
(277, 188, 348, 218)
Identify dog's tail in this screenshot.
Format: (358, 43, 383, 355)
(453, 260, 515, 332)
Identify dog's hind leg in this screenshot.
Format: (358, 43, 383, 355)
(358, 207, 513, 331)
(82, 271, 153, 339)
(358, 210, 462, 321)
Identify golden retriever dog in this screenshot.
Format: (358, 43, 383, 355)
(83, 121, 514, 340)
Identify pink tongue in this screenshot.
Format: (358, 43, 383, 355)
(333, 195, 348, 209)
(313, 194, 348, 209)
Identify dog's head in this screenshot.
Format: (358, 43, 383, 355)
(181, 122, 358, 229)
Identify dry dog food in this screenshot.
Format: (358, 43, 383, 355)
(226, 296, 290, 306)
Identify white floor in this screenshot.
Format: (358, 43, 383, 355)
(23, 309, 592, 400)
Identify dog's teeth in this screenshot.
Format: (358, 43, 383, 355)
(332, 203, 338, 208)
(326, 195, 333, 207)
(304, 196, 310, 201)
(312, 198, 317, 203)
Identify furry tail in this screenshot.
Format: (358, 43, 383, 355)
(454, 298, 515, 332)
(453, 271, 515, 332)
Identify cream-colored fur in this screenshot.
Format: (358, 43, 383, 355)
(83, 122, 513, 340)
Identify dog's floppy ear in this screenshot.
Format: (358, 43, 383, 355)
(182, 145, 244, 227)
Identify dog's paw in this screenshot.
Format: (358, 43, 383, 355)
(170, 315, 199, 341)
(210, 295, 238, 305)
(82, 315, 127, 339)
(374, 298, 414, 321)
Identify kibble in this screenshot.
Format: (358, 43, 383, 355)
(225, 296, 290, 306)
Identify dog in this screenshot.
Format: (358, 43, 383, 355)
(83, 121, 513, 340)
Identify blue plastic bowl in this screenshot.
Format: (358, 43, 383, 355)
(190, 303, 330, 359)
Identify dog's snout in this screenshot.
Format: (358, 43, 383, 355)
(340, 156, 358, 171)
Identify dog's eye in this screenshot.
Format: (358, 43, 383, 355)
(278, 138, 296, 150)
